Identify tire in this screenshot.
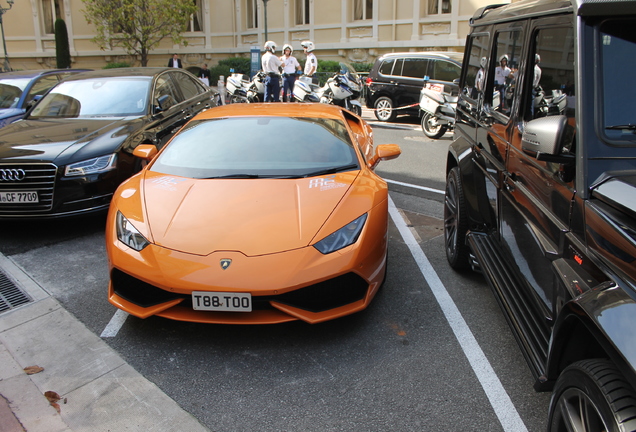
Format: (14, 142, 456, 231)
(374, 96, 397, 122)
(421, 112, 448, 139)
(548, 359, 636, 432)
(444, 167, 470, 270)
(352, 105, 362, 116)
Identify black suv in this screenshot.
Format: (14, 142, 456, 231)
(445, 0, 636, 430)
(365, 52, 462, 122)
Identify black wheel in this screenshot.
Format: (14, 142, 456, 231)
(548, 360, 636, 432)
(444, 167, 470, 270)
(421, 112, 448, 139)
(374, 96, 397, 122)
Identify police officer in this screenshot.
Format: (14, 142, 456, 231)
(280, 44, 301, 102)
(301, 40, 317, 84)
(262, 41, 282, 102)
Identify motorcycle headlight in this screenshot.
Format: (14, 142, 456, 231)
(116, 211, 150, 251)
(65, 154, 116, 176)
(314, 214, 367, 254)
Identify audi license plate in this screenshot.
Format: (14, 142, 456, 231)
(192, 291, 252, 312)
(0, 191, 39, 204)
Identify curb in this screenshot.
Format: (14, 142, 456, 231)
(0, 253, 210, 432)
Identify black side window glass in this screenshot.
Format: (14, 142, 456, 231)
(492, 29, 525, 119)
(529, 26, 575, 122)
(462, 34, 490, 101)
(402, 58, 429, 79)
(155, 75, 183, 110)
(393, 58, 404, 76)
(26, 75, 59, 106)
(379, 59, 395, 75)
(433, 60, 461, 82)
(172, 71, 202, 100)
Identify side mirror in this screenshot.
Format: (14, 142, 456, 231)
(154, 94, 175, 113)
(521, 115, 574, 163)
(368, 144, 401, 169)
(133, 144, 158, 161)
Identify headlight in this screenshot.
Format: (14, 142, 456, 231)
(314, 213, 367, 254)
(116, 211, 150, 251)
(65, 154, 116, 176)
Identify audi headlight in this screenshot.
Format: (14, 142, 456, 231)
(314, 214, 367, 254)
(116, 211, 150, 251)
(65, 154, 116, 176)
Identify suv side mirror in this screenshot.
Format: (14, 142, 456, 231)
(521, 115, 574, 164)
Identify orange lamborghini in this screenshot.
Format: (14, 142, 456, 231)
(106, 103, 401, 324)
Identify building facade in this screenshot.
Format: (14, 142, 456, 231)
(1, 0, 503, 71)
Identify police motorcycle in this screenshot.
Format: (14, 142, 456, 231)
(317, 63, 363, 116)
(246, 71, 267, 103)
(225, 71, 250, 103)
(293, 75, 321, 103)
(419, 76, 458, 139)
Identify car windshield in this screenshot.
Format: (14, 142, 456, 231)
(28, 77, 151, 119)
(0, 78, 30, 109)
(150, 116, 360, 179)
(600, 18, 636, 144)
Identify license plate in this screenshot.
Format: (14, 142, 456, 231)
(192, 291, 252, 312)
(0, 191, 39, 204)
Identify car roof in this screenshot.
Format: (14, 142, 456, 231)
(376, 51, 463, 63)
(195, 102, 349, 121)
(0, 69, 91, 80)
(471, 0, 636, 25)
(62, 67, 178, 82)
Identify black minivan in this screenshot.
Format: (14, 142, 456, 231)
(444, 0, 636, 430)
(365, 52, 462, 122)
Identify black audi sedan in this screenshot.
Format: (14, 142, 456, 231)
(0, 68, 217, 219)
(0, 69, 90, 128)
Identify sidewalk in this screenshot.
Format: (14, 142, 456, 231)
(0, 252, 209, 432)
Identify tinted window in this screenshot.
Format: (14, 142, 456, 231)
(462, 34, 490, 100)
(432, 60, 461, 82)
(0, 78, 29, 109)
(401, 58, 429, 78)
(155, 74, 183, 108)
(492, 29, 525, 118)
(600, 19, 636, 143)
(171, 71, 203, 100)
(150, 117, 359, 179)
(26, 75, 60, 105)
(379, 58, 395, 75)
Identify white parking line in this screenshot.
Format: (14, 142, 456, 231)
(388, 196, 528, 432)
(101, 309, 129, 338)
(386, 179, 445, 195)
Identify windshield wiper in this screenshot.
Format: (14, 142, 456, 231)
(206, 174, 261, 179)
(606, 124, 636, 132)
(302, 164, 359, 178)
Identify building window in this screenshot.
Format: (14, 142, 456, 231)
(41, 0, 64, 35)
(353, 0, 372, 21)
(247, 0, 258, 29)
(427, 0, 451, 15)
(295, 0, 310, 25)
(187, 0, 203, 32)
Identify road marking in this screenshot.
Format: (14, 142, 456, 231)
(386, 179, 444, 195)
(101, 309, 129, 338)
(388, 196, 528, 432)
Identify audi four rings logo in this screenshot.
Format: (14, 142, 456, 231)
(0, 169, 26, 182)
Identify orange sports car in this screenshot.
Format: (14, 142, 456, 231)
(106, 103, 401, 324)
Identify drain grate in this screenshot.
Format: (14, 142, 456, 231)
(0, 269, 32, 313)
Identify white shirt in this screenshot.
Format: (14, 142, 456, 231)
(494, 66, 511, 85)
(262, 51, 282, 74)
(304, 53, 317, 76)
(281, 55, 300, 74)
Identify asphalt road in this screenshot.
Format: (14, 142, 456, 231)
(0, 112, 552, 431)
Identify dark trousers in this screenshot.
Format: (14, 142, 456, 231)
(265, 74, 280, 102)
(282, 74, 296, 102)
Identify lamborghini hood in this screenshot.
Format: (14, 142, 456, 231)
(142, 172, 359, 256)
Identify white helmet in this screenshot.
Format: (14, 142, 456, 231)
(499, 54, 509, 63)
(535, 53, 541, 64)
(264, 41, 276, 53)
(301, 40, 315, 53)
(283, 44, 293, 54)
(480, 57, 488, 68)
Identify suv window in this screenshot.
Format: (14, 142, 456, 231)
(379, 58, 395, 75)
(462, 34, 491, 100)
(432, 60, 461, 82)
(402, 58, 429, 79)
(492, 28, 525, 119)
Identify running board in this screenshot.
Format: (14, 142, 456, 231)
(467, 232, 551, 384)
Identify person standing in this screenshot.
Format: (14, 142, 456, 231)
(168, 54, 182, 68)
(301, 40, 317, 83)
(280, 44, 301, 102)
(262, 41, 282, 102)
(494, 54, 511, 109)
(198, 63, 211, 86)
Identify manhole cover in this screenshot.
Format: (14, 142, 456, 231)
(0, 269, 32, 314)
